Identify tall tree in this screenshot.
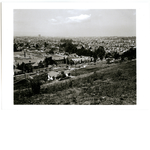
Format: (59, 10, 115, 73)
(66, 57, 70, 65)
(93, 52, 98, 62)
(113, 51, 120, 60)
(14, 43, 17, 52)
(36, 44, 39, 49)
(44, 42, 48, 48)
(105, 52, 112, 59)
(96, 46, 106, 60)
(64, 57, 66, 64)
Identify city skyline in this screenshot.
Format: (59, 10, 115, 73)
(14, 9, 136, 37)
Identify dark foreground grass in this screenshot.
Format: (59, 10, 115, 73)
(14, 60, 136, 105)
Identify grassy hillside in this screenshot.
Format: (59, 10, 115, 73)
(14, 60, 136, 105)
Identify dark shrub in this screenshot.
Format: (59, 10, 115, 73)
(61, 71, 66, 78)
(113, 51, 120, 60)
(121, 48, 136, 61)
(30, 79, 41, 94)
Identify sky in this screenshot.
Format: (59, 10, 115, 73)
(14, 9, 136, 37)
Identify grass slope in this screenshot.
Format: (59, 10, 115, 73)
(14, 60, 136, 105)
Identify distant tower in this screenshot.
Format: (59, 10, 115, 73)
(38, 34, 41, 40)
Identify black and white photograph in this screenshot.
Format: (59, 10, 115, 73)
(13, 9, 136, 105)
(1, 1, 150, 150)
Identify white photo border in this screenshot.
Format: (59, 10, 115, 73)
(1, 1, 150, 110)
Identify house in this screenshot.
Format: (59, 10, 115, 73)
(54, 58, 64, 64)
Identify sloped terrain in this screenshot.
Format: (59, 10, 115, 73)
(14, 60, 136, 105)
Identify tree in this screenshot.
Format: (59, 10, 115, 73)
(25, 64, 33, 73)
(113, 51, 120, 60)
(14, 43, 18, 52)
(70, 60, 74, 65)
(96, 46, 106, 60)
(61, 71, 66, 78)
(44, 57, 48, 67)
(121, 48, 136, 61)
(44, 42, 48, 48)
(43, 57, 54, 67)
(20, 62, 25, 73)
(25, 42, 30, 48)
(60, 39, 76, 54)
(66, 57, 70, 65)
(105, 52, 112, 59)
(93, 52, 98, 63)
(30, 78, 41, 94)
(48, 49, 54, 54)
(65, 42, 76, 54)
(38, 61, 44, 68)
(36, 44, 39, 49)
(19, 43, 24, 47)
(64, 57, 66, 64)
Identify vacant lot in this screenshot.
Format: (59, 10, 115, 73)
(14, 60, 136, 105)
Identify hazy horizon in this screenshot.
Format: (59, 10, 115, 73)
(14, 35, 136, 38)
(14, 9, 136, 37)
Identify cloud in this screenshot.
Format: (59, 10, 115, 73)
(51, 18, 57, 22)
(48, 18, 59, 24)
(48, 14, 91, 25)
(67, 14, 91, 23)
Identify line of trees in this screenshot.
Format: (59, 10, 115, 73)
(61, 39, 136, 62)
(16, 62, 33, 74)
(60, 39, 106, 62)
(43, 57, 57, 67)
(105, 47, 136, 61)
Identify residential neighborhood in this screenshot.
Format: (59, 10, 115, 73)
(14, 36, 136, 83)
(13, 9, 136, 105)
